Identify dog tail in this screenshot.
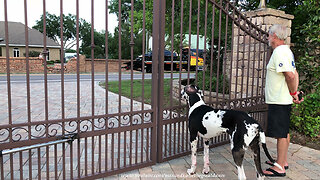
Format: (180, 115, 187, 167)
(259, 131, 276, 164)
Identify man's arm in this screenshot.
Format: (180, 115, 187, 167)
(283, 69, 302, 103)
(283, 69, 299, 92)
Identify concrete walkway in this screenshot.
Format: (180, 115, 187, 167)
(104, 137, 320, 180)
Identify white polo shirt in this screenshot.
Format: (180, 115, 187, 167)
(265, 45, 296, 105)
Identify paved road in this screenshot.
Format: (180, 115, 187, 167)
(0, 73, 195, 83)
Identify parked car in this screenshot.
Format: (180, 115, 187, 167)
(123, 50, 179, 73)
(181, 47, 204, 71)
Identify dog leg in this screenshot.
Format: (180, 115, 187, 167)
(250, 138, 265, 180)
(232, 149, 246, 180)
(236, 165, 246, 180)
(187, 137, 198, 175)
(202, 140, 210, 174)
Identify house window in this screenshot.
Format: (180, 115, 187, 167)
(13, 48, 20, 57)
(0, 47, 2, 56)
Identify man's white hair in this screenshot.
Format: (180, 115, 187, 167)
(269, 24, 287, 40)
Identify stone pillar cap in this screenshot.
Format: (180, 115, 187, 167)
(244, 8, 294, 20)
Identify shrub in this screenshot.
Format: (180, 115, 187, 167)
(46, 60, 55, 65)
(23, 51, 41, 57)
(293, 0, 320, 94)
(291, 90, 320, 138)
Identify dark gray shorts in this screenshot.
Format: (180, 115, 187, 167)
(266, 104, 292, 138)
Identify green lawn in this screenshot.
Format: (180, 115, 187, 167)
(99, 79, 180, 107)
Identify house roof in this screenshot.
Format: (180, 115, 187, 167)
(0, 21, 60, 48)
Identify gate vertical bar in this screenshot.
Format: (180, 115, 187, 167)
(256, 24, 263, 97)
(129, 0, 135, 168)
(229, 6, 235, 102)
(141, 0, 146, 117)
(0, 154, 3, 180)
(22, 2, 33, 179)
(41, 0, 50, 178)
(142, 0, 146, 163)
(195, 0, 200, 83)
(170, 0, 175, 156)
(261, 26, 268, 96)
(3, 1, 14, 179)
(75, 0, 81, 178)
(235, 17, 241, 100)
(118, 0, 122, 115)
(202, 0, 208, 92)
(37, 148, 41, 180)
(251, 21, 257, 97)
(158, 0, 166, 163)
(187, 0, 192, 84)
(216, 0, 223, 105)
(59, 1, 66, 179)
(91, 0, 95, 175)
(246, 18, 252, 99)
(151, 0, 159, 163)
(23, 0, 31, 144)
(104, 0, 109, 173)
(179, 0, 185, 153)
(223, 3, 229, 100)
(240, 18, 246, 99)
(19, 152, 23, 179)
(152, 0, 165, 163)
(209, 4, 216, 103)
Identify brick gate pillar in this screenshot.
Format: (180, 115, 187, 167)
(229, 8, 294, 99)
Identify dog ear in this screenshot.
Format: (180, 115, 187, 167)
(198, 89, 204, 97)
(193, 85, 204, 97)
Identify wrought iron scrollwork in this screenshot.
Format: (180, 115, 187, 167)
(94, 117, 107, 130)
(122, 114, 132, 126)
(48, 123, 62, 137)
(65, 120, 78, 133)
(31, 124, 46, 138)
(143, 112, 152, 123)
(0, 128, 9, 143)
(107, 116, 119, 129)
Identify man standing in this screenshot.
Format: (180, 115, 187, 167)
(263, 24, 303, 177)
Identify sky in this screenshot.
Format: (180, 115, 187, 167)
(0, 0, 118, 34)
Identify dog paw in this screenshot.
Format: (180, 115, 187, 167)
(187, 168, 196, 175)
(202, 167, 210, 174)
(257, 174, 265, 180)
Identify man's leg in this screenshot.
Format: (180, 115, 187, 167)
(276, 134, 290, 170)
(285, 133, 290, 165)
(264, 134, 289, 175)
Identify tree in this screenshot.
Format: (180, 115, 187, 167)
(109, 0, 229, 53)
(81, 30, 109, 59)
(33, 12, 91, 51)
(110, 24, 144, 59)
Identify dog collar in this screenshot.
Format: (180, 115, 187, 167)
(188, 100, 205, 117)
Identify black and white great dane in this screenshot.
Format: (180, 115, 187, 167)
(181, 85, 277, 180)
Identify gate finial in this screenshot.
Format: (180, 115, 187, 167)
(258, 0, 266, 9)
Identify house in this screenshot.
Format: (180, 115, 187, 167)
(0, 21, 60, 60)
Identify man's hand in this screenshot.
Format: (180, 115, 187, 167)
(292, 91, 304, 104)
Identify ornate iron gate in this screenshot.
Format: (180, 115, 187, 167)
(155, 0, 270, 162)
(0, 0, 270, 179)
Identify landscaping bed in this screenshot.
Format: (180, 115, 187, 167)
(290, 130, 320, 150)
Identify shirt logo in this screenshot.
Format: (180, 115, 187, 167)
(292, 61, 295, 68)
(279, 63, 283, 67)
